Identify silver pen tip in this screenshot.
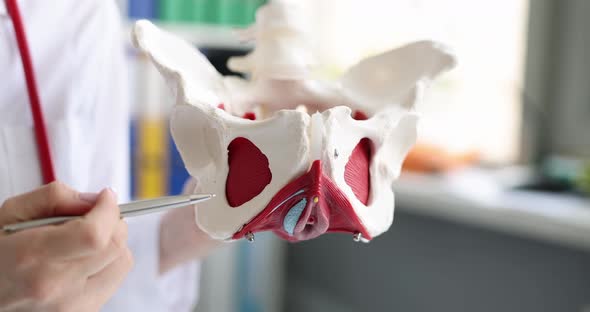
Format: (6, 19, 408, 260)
(190, 194, 216, 201)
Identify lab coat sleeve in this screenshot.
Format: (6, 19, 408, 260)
(91, 2, 200, 311)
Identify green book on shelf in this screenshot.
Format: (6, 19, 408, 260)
(159, 0, 192, 22)
(218, 0, 265, 26)
(217, 0, 245, 26)
(159, 0, 218, 23)
(159, 0, 266, 25)
(191, 0, 219, 24)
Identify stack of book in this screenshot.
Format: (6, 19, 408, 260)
(127, 0, 267, 26)
(128, 54, 190, 199)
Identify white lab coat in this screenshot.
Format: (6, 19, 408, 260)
(0, 0, 199, 311)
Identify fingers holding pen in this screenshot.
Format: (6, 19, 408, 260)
(0, 181, 95, 226)
(21, 187, 122, 260)
(0, 184, 133, 312)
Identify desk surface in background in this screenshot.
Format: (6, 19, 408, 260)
(394, 167, 590, 251)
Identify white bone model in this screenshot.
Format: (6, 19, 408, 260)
(132, 0, 455, 242)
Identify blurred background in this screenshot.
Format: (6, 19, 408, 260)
(117, 0, 590, 311)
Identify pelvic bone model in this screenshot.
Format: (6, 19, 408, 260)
(132, 0, 455, 242)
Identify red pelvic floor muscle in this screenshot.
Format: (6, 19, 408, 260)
(226, 137, 272, 207)
(242, 112, 256, 120)
(344, 138, 372, 205)
(352, 110, 369, 120)
(232, 160, 372, 242)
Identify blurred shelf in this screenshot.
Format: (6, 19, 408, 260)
(126, 21, 254, 50)
(394, 167, 590, 251)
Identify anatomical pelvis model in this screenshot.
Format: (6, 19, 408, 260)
(132, 0, 455, 242)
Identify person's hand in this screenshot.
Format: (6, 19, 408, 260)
(0, 182, 133, 312)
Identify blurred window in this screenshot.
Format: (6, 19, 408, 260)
(306, 0, 529, 164)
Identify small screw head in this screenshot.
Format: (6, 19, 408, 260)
(245, 232, 255, 242)
(353, 232, 362, 242)
(313, 196, 319, 203)
(334, 149, 339, 158)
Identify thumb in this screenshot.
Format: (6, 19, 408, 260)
(0, 181, 96, 226)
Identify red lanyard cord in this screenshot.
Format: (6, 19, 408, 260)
(5, 0, 56, 184)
